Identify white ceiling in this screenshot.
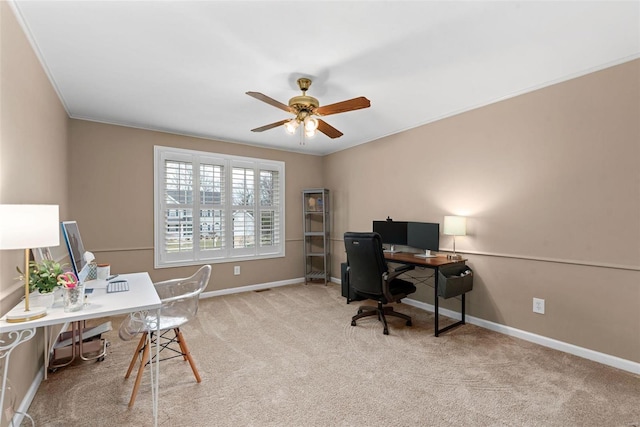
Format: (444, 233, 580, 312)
(10, 1, 640, 156)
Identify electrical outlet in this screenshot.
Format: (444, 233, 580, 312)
(533, 297, 545, 314)
(234, 266, 240, 275)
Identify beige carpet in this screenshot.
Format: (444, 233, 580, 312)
(23, 283, 639, 426)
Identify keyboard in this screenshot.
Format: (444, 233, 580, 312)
(107, 280, 129, 293)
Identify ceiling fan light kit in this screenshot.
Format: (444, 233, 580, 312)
(247, 77, 371, 141)
(284, 119, 299, 134)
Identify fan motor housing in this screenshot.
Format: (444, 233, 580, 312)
(289, 95, 319, 111)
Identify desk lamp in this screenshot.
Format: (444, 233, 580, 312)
(443, 215, 466, 260)
(0, 205, 60, 322)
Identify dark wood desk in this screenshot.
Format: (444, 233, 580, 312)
(384, 252, 467, 336)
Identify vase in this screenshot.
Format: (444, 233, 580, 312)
(53, 287, 65, 306)
(63, 283, 85, 312)
(31, 290, 55, 308)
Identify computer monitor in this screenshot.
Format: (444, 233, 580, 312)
(407, 222, 439, 252)
(372, 220, 408, 246)
(61, 221, 87, 278)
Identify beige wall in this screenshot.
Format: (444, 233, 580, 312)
(325, 60, 640, 362)
(68, 120, 324, 287)
(0, 3, 69, 426)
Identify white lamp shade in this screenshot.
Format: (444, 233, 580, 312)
(443, 215, 467, 236)
(0, 205, 60, 249)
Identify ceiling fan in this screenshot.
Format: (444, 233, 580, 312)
(246, 78, 371, 139)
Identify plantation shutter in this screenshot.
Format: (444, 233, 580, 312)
(230, 162, 256, 257)
(198, 158, 226, 260)
(258, 166, 281, 254)
(154, 146, 284, 268)
(159, 151, 195, 264)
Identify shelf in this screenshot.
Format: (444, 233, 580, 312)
(305, 271, 327, 279)
(304, 231, 327, 237)
(303, 188, 330, 285)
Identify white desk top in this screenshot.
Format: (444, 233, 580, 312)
(0, 272, 161, 333)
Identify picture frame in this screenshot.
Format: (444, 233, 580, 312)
(61, 221, 87, 278)
(32, 247, 53, 264)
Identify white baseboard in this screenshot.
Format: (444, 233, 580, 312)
(200, 277, 304, 299)
(403, 297, 640, 375)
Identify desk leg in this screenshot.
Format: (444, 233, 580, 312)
(434, 271, 440, 337)
(462, 293, 466, 324)
(1, 328, 36, 420)
(434, 268, 467, 336)
(44, 327, 49, 380)
(148, 308, 160, 427)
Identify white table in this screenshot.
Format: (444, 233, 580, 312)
(0, 272, 162, 425)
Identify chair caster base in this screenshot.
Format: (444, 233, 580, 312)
(350, 301, 413, 335)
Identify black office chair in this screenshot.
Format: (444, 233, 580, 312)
(344, 232, 416, 335)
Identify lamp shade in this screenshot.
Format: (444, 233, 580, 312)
(443, 215, 467, 236)
(0, 205, 60, 249)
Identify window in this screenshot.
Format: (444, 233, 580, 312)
(154, 146, 285, 268)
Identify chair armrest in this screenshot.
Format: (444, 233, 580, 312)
(381, 265, 415, 302)
(160, 288, 202, 304)
(387, 264, 414, 281)
(153, 278, 201, 301)
(153, 277, 184, 288)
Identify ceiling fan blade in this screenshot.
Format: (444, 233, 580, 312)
(251, 119, 290, 133)
(316, 119, 343, 139)
(315, 96, 371, 116)
(246, 91, 292, 113)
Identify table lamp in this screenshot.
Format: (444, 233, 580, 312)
(443, 215, 466, 260)
(0, 204, 60, 322)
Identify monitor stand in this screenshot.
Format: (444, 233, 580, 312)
(414, 249, 437, 258)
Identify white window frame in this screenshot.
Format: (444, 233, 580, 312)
(154, 146, 285, 268)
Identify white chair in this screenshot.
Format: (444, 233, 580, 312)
(118, 265, 211, 407)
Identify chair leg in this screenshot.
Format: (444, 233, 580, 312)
(174, 328, 188, 361)
(351, 307, 379, 324)
(384, 308, 412, 325)
(128, 333, 150, 407)
(351, 302, 412, 335)
(125, 332, 147, 379)
(125, 329, 202, 407)
(380, 311, 389, 335)
(175, 328, 201, 383)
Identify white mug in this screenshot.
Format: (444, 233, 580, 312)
(97, 264, 111, 280)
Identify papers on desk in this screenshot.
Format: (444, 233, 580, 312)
(414, 253, 438, 258)
(84, 279, 108, 289)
